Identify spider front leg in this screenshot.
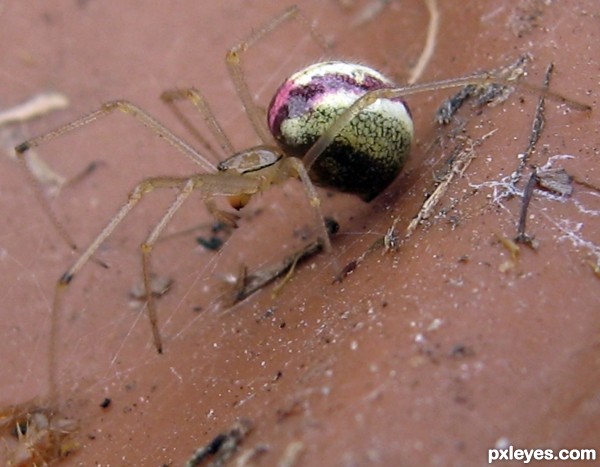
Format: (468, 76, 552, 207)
(16, 100, 215, 170)
(140, 178, 197, 354)
(138, 173, 260, 352)
(15, 100, 218, 257)
(47, 172, 261, 405)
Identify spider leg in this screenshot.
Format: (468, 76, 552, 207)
(15, 100, 217, 255)
(48, 172, 261, 404)
(139, 173, 259, 352)
(302, 73, 591, 172)
(141, 178, 196, 354)
(161, 87, 234, 157)
(48, 176, 180, 404)
(226, 5, 331, 144)
(16, 100, 215, 171)
(284, 157, 332, 254)
(161, 88, 252, 227)
(226, 6, 300, 144)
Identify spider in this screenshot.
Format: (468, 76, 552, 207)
(14, 3, 589, 406)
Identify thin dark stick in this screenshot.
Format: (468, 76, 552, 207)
(515, 170, 538, 245)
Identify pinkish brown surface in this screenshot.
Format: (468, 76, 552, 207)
(0, 1, 598, 466)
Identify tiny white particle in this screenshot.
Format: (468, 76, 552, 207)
(495, 437, 510, 449)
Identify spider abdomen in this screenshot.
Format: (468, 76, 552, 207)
(268, 61, 414, 201)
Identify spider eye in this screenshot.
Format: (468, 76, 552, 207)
(267, 61, 414, 201)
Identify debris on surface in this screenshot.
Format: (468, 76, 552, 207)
(0, 92, 70, 191)
(0, 92, 68, 127)
(405, 132, 494, 237)
(185, 418, 253, 467)
(225, 238, 325, 305)
(129, 274, 174, 301)
(278, 441, 305, 467)
(435, 54, 531, 125)
(0, 402, 79, 466)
